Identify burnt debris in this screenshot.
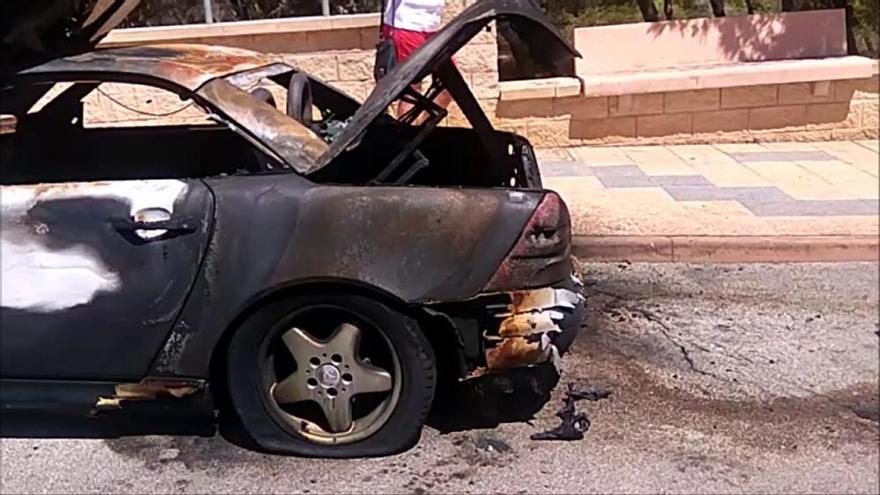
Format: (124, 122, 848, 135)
(531, 383, 612, 441)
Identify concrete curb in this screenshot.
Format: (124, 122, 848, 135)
(572, 235, 880, 262)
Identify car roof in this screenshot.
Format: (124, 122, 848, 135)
(16, 44, 278, 91)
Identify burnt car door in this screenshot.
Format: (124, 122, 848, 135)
(0, 83, 214, 380)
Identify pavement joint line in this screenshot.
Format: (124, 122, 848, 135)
(854, 140, 880, 153)
(572, 235, 880, 263)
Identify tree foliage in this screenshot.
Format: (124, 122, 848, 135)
(124, 0, 877, 57)
(123, 0, 381, 26)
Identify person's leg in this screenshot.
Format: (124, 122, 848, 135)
(397, 83, 422, 119)
(391, 28, 453, 121)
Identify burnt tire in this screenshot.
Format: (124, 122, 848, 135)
(223, 293, 435, 457)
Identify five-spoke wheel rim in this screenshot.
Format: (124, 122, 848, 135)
(261, 305, 402, 445)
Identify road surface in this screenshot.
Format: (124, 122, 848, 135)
(2, 262, 878, 494)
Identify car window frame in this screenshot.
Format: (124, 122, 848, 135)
(0, 74, 301, 185)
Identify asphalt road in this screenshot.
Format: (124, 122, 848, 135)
(2, 262, 878, 494)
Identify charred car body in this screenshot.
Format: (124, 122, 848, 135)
(0, 0, 584, 456)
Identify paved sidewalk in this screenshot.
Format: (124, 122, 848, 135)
(537, 140, 880, 262)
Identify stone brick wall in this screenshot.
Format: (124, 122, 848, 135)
(85, 7, 499, 127)
(495, 76, 879, 147)
(79, 11, 877, 148)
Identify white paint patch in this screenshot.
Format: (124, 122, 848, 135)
(1, 180, 188, 312)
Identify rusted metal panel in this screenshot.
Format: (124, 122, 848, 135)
(19, 44, 277, 91)
(94, 379, 204, 410)
(475, 286, 583, 376)
(0, 115, 16, 135)
(500, 287, 583, 316)
(485, 335, 552, 370)
(198, 79, 327, 174)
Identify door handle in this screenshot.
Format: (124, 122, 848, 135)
(112, 216, 198, 235)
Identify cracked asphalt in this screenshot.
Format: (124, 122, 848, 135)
(2, 262, 878, 494)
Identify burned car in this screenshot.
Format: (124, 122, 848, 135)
(0, 0, 583, 457)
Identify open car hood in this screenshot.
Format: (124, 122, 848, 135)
(1, 0, 141, 80)
(315, 0, 579, 170)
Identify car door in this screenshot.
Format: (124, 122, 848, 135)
(0, 121, 214, 380)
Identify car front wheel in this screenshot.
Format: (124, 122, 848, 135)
(224, 293, 436, 457)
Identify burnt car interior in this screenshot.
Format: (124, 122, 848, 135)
(300, 59, 543, 189)
(0, 81, 270, 185)
(1, 0, 575, 192)
(293, 85, 536, 190)
(1, 64, 539, 190)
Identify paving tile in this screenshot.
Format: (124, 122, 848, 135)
(775, 181, 863, 201)
(728, 150, 837, 162)
(741, 161, 867, 200)
(856, 139, 879, 152)
(605, 192, 687, 235)
(678, 201, 780, 236)
(766, 216, 879, 236)
(743, 161, 833, 188)
(634, 201, 776, 236)
(740, 198, 879, 217)
(552, 141, 878, 240)
(605, 187, 677, 205)
(798, 141, 878, 176)
(651, 175, 714, 187)
(535, 147, 576, 163)
(796, 161, 878, 188)
(663, 185, 792, 202)
(544, 176, 605, 193)
(539, 160, 594, 177)
(668, 144, 740, 166)
(571, 146, 633, 166)
(712, 143, 768, 153)
(622, 146, 696, 175)
(757, 142, 821, 151)
(689, 162, 770, 188)
(594, 175, 657, 188)
(591, 165, 656, 187)
(558, 182, 645, 236)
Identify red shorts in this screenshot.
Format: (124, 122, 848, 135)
(382, 26, 433, 62)
(382, 26, 455, 66)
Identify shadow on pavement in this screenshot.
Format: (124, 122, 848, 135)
(0, 393, 215, 439)
(427, 362, 559, 433)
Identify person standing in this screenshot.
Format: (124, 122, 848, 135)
(375, 0, 453, 118)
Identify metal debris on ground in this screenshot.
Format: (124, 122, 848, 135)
(473, 435, 512, 453)
(530, 383, 612, 441)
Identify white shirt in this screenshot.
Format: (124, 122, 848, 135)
(384, 0, 445, 32)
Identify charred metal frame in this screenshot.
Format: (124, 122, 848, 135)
(372, 83, 447, 184)
(0, 1, 585, 440)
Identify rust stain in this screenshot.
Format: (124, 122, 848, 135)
(65, 44, 276, 90)
(485, 337, 549, 370)
(198, 78, 327, 171)
(94, 379, 203, 410)
(0, 115, 16, 135)
(498, 311, 559, 337)
(472, 286, 582, 376)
